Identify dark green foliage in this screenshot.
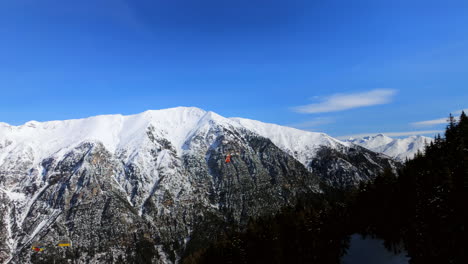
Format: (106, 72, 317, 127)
(349, 111, 468, 263)
(133, 237, 159, 263)
(183, 193, 351, 264)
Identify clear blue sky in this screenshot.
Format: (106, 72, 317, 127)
(1, 0, 467, 138)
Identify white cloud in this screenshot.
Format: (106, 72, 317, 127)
(411, 118, 451, 127)
(336, 130, 442, 140)
(411, 114, 464, 127)
(288, 117, 334, 128)
(293, 89, 397, 114)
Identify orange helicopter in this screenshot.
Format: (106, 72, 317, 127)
(225, 152, 240, 163)
(222, 139, 240, 163)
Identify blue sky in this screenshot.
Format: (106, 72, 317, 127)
(1, 0, 467, 138)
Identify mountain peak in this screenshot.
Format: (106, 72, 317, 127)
(141, 106, 207, 117)
(346, 134, 433, 161)
(0, 107, 215, 165)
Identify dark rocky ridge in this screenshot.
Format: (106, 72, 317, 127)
(308, 144, 398, 188)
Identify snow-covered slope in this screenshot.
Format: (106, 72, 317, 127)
(230, 118, 350, 166)
(346, 134, 433, 161)
(0, 107, 397, 263)
(0, 107, 397, 192)
(0, 107, 214, 165)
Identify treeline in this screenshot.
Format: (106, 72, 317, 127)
(182, 112, 468, 263)
(349, 112, 468, 263)
(182, 192, 352, 264)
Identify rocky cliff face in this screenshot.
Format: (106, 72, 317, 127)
(0, 107, 398, 263)
(308, 144, 398, 188)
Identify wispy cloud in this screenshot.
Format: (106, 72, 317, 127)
(336, 130, 442, 140)
(411, 108, 467, 127)
(411, 118, 451, 127)
(288, 117, 334, 129)
(293, 89, 397, 114)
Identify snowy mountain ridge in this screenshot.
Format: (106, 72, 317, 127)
(0, 107, 211, 164)
(0, 107, 349, 170)
(230, 117, 351, 165)
(346, 134, 433, 161)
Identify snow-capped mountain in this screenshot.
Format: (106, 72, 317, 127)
(346, 134, 433, 161)
(0, 107, 397, 263)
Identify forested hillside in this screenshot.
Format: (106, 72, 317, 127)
(184, 112, 468, 263)
(350, 112, 468, 263)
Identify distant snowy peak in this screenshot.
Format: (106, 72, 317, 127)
(349, 134, 394, 147)
(346, 134, 433, 161)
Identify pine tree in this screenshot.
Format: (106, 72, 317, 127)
(348, 111, 468, 263)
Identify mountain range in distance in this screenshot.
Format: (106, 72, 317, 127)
(345, 134, 433, 162)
